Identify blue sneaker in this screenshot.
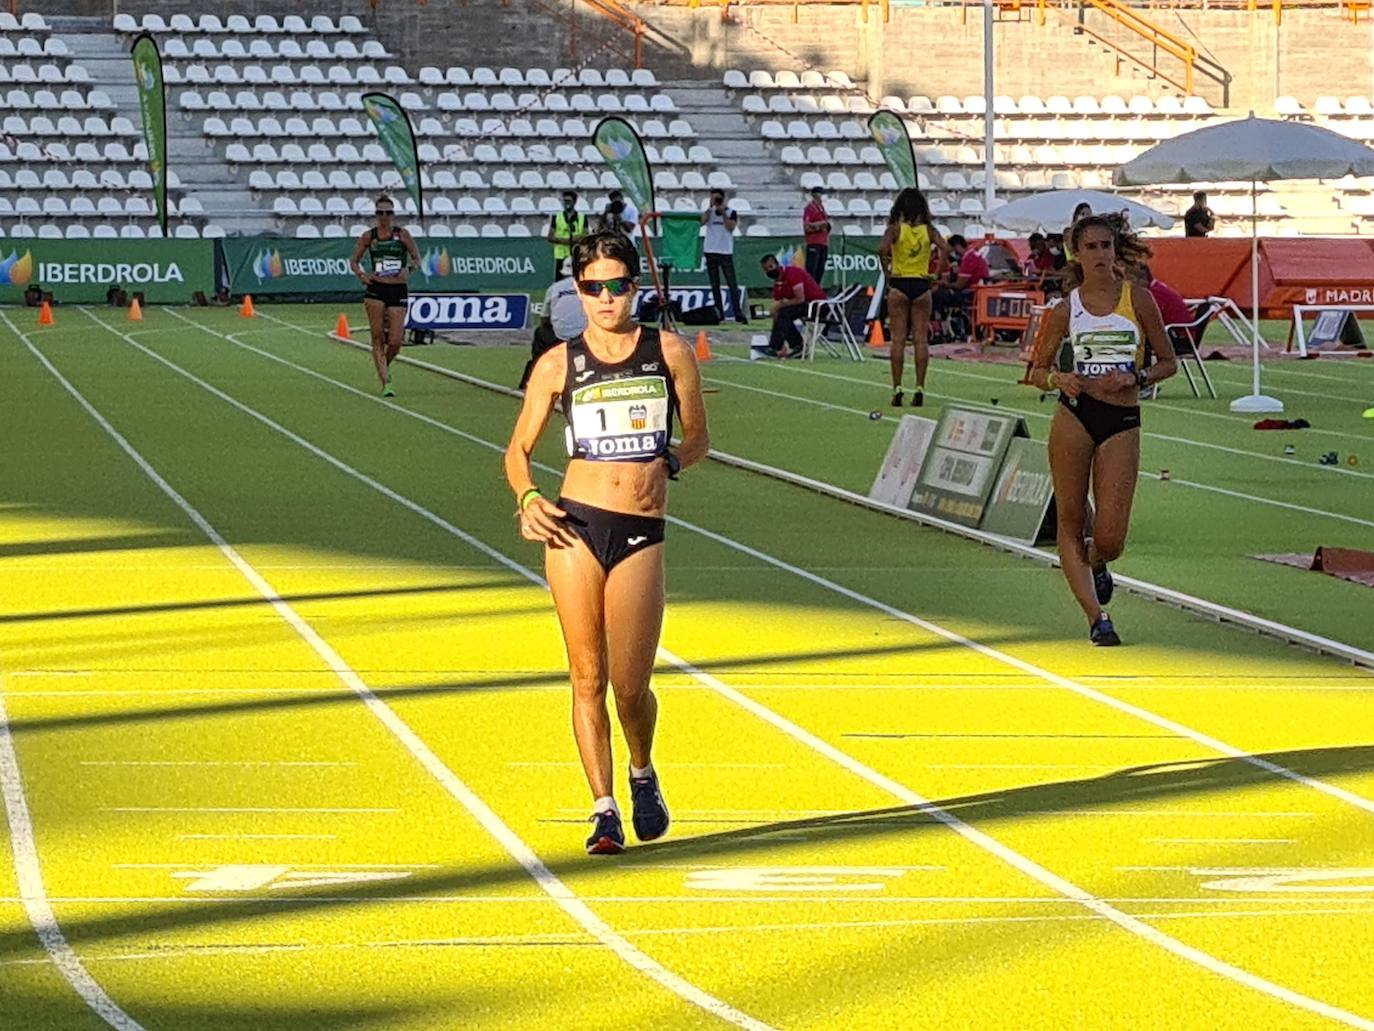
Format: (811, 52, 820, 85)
(629, 768, 670, 842)
(1093, 566, 1114, 605)
(585, 809, 625, 855)
(1090, 614, 1121, 647)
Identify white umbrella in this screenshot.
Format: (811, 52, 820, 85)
(1115, 114, 1374, 414)
(987, 188, 1175, 233)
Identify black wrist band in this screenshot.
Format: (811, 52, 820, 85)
(664, 452, 681, 480)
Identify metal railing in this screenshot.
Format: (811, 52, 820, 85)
(521, 0, 686, 67)
(1031, 0, 1232, 104)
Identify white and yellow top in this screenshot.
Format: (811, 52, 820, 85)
(1067, 285, 1145, 377)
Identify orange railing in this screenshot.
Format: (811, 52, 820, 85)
(1029, 0, 1232, 104)
(523, 0, 680, 68)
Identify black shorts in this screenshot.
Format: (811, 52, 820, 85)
(364, 281, 408, 309)
(556, 497, 665, 574)
(1059, 392, 1140, 447)
(889, 277, 932, 302)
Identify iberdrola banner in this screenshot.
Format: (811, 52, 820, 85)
(592, 116, 656, 225)
(361, 92, 424, 218)
(130, 32, 168, 236)
(867, 109, 918, 189)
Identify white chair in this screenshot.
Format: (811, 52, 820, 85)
(803, 283, 866, 361)
(1274, 95, 1306, 119)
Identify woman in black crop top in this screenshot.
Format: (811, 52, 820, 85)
(503, 231, 710, 855)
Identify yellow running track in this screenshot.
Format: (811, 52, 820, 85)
(2, 305, 1373, 1030)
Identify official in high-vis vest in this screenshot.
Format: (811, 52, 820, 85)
(547, 190, 588, 280)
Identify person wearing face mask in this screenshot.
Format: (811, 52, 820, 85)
(701, 189, 746, 324)
(349, 194, 420, 397)
(758, 253, 826, 358)
(547, 190, 588, 280)
(504, 230, 709, 855)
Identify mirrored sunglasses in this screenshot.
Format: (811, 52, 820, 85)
(576, 276, 635, 298)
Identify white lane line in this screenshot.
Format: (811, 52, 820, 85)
(279, 313, 1374, 665)
(0, 673, 144, 1031)
(1146, 839, 1297, 845)
(8, 902, 1374, 969)
(42, 311, 772, 1031)
(927, 359, 1374, 443)
(508, 761, 785, 769)
(7, 894, 1372, 906)
(715, 354, 1374, 480)
(714, 366, 1374, 528)
(194, 314, 1374, 814)
(114, 863, 433, 870)
(152, 310, 1374, 1027)
(1138, 472, 1373, 530)
(82, 760, 357, 768)
(101, 807, 396, 814)
(177, 834, 338, 841)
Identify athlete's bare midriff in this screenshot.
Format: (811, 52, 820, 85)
(560, 458, 667, 519)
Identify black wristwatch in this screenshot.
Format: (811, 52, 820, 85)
(664, 451, 681, 480)
(1135, 369, 1150, 388)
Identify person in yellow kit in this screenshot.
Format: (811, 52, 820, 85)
(546, 190, 587, 280)
(877, 188, 948, 408)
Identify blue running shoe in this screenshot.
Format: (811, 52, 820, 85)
(1093, 566, 1114, 606)
(629, 768, 670, 842)
(1090, 614, 1121, 647)
(585, 809, 625, 855)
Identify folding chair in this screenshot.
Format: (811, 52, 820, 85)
(1164, 299, 1220, 399)
(803, 283, 866, 361)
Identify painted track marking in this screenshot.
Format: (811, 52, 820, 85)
(97, 307, 1374, 1026)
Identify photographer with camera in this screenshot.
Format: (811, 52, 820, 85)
(702, 189, 746, 324)
(601, 189, 639, 247)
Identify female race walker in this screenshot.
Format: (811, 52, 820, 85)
(349, 195, 420, 397)
(1027, 213, 1176, 646)
(877, 188, 948, 408)
(504, 230, 710, 855)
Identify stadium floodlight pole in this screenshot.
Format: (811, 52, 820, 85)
(983, 0, 995, 221)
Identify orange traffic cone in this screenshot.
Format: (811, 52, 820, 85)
(239, 294, 255, 318)
(37, 300, 53, 326)
(694, 329, 712, 362)
(128, 297, 143, 322)
(333, 313, 351, 339)
(867, 318, 885, 349)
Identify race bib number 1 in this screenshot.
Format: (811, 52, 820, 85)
(567, 376, 669, 461)
(1073, 331, 1138, 378)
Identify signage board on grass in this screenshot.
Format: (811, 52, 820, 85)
(909, 405, 1028, 527)
(980, 437, 1056, 543)
(869, 415, 937, 509)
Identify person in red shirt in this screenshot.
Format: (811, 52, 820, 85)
(802, 186, 832, 287)
(760, 253, 826, 357)
(932, 234, 989, 336)
(1022, 233, 1056, 276)
(1129, 264, 1196, 378)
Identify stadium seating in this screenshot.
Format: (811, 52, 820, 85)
(7, 11, 1374, 244)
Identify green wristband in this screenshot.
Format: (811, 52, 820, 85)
(1046, 370, 1057, 390)
(519, 488, 542, 512)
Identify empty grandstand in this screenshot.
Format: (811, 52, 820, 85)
(3, 2, 1374, 246)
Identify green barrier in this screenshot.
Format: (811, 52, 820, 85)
(222, 234, 884, 297)
(0, 239, 214, 304)
(979, 436, 1056, 543)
